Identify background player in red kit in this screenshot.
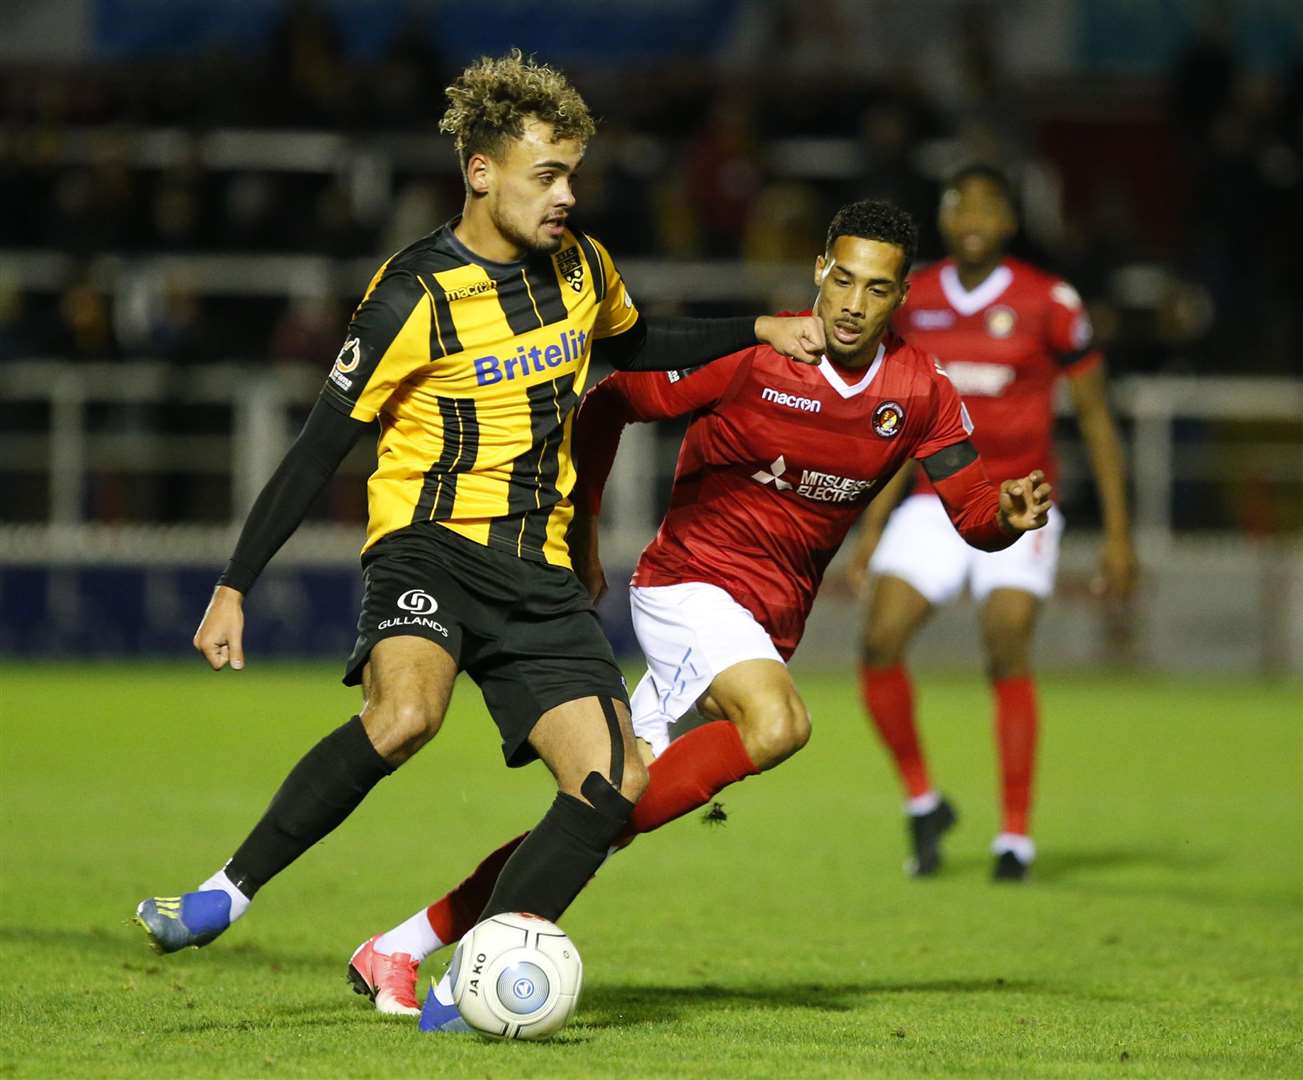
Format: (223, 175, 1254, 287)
(354, 200, 1054, 1025)
(849, 165, 1137, 881)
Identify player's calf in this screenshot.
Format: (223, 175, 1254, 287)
(475, 696, 643, 924)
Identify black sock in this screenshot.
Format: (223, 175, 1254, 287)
(224, 716, 392, 898)
(479, 775, 634, 923)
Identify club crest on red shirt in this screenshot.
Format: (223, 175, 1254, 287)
(985, 305, 1017, 338)
(873, 400, 905, 438)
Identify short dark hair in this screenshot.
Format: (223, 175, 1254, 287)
(944, 163, 1016, 208)
(825, 199, 919, 277)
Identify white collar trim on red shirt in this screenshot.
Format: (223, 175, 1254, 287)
(817, 343, 885, 399)
(939, 262, 1013, 316)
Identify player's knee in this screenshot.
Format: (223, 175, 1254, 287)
(982, 630, 1033, 681)
(987, 652, 1031, 682)
(740, 696, 811, 770)
(861, 624, 907, 669)
(619, 754, 650, 804)
(364, 698, 440, 762)
(578, 770, 638, 833)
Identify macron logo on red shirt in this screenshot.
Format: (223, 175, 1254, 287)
(760, 386, 821, 413)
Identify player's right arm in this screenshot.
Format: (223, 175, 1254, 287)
(566, 354, 750, 600)
(195, 266, 428, 671)
(194, 401, 367, 670)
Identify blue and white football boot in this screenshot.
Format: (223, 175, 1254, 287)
(134, 891, 232, 953)
(418, 977, 471, 1034)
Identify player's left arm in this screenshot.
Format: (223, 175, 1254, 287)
(924, 443, 1052, 551)
(584, 234, 823, 370)
(1049, 278, 1137, 597)
(1066, 364, 1137, 597)
(915, 362, 1051, 551)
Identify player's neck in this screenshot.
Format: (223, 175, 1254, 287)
(455, 203, 526, 265)
(953, 256, 1005, 292)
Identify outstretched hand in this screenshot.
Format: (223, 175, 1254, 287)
(755, 315, 825, 365)
(194, 585, 247, 670)
(845, 525, 883, 596)
(997, 470, 1053, 534)
(1095, 534, 1139, 598)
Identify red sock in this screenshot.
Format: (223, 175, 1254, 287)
(994, 675, 1038, 836)
(628, 720, 760, 835)
(425, 832, 527, 945)
(861, 663, 931, 798)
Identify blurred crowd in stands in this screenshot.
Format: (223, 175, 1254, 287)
(1, 1, 1300, 377)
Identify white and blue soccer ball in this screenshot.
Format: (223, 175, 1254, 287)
(448, 912, 583, 1040)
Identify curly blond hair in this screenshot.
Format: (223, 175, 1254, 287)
(440, 49, 596, 170)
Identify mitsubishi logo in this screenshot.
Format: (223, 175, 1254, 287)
(751, 455, 792, 491)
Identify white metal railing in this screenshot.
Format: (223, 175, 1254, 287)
(0, 362, 1299, 564)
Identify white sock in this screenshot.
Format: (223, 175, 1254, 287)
(197, 868, 250, 921)
(991, 832, 1036, 863)
(905, 790, 941, 816)
(432, 969, 455, 1006)
(376, 909, 443, 962)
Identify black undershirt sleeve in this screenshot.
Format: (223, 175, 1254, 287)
(591, 315, 757, 372)
(921, 439, 980, 483)
(217, 393, 369, 594)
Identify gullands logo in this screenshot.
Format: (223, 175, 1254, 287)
(474, 328, 589, 386)
(378, 589, 448, 636)
(397, 589, 437, 615)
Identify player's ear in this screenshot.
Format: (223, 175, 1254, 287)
(814, 253, 827, 289)
(465, 152, 493, 196)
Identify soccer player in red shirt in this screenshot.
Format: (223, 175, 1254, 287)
(849, 165, 1137, 882)
(354, 199, 1054, 1027)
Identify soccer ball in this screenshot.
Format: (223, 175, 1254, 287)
(448, 912, 583, 1040)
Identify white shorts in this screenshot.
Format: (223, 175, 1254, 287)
(626, 581, 783, 757)
(868, 493, 1064, 606)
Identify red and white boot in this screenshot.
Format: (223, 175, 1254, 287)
(347, 935, 421, 1016)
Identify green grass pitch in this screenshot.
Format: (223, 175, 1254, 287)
(1, 662, 1299, 1078)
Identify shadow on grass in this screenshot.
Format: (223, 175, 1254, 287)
(167, 979, 1047, 1038)
(576, 977, 1037, 1031)
(926, 845, 1215, 882)
(0, 925, 343, 974)
(926, 846, 1296, 909)
(1032, 847, 1215, 882)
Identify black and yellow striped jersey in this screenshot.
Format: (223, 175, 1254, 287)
(321, 219, 639, 568)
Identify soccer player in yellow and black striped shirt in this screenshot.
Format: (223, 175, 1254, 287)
(136, 52, 824, 998)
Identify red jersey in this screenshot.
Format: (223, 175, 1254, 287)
(573, 331, 981, 658)
(896, 257, 1101, 490)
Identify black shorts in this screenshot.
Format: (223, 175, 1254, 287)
(344, 522, 628, 767)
